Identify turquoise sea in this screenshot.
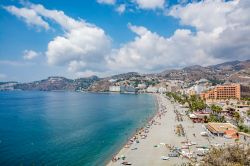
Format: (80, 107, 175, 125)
(0, 91, 156, 166)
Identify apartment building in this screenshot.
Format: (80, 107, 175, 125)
(200, 84, 241, 101)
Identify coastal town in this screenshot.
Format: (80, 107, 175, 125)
(106, 75, 250, 165)
(107, 81, 250, 165)
(1, 0, 250, 165)
(1, 60, 249, 165)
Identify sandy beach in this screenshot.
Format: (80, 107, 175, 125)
(107, 94, 235, 166)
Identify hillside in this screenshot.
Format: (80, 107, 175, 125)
(14, 76, 100, 91)
(159, 60, 250, 84)
(1, 59, 249, 91)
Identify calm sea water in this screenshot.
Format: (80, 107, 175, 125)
(0, 91, 156, 166)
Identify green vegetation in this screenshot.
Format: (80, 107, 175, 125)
(166, 92, 206, 112)
(200, 144, 250, 166)
(233, 111, 241, 125)
(241, 97, 250, 101)
(207, 79, 225, 86)
(247, 109, 250, 117)
(187, 95, 206, 112)
(207, 105, 225, 122)
(210, 104, 222, 114)
(166, 92, 187, 105)
(208, 114, 226, 123)
(238, 124, 250, 134)
(145, 79, 160, 86)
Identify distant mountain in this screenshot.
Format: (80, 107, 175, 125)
(182, 65, 204, 71)
(14, 76, 100, 91)
(159, 59, 250, 84)
(110, 72, 141, 80)
(211, 60, 250, 71)
(0, 81, 18, 91)
(2, 59, 249, 92)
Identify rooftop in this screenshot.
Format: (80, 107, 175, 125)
(207, 122, 237, 134)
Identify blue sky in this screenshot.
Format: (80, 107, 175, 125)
(0, 0, 249, 82)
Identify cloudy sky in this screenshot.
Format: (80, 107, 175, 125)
(0, 0, 249, 82)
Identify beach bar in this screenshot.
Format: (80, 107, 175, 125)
(206, 122, 238, 137)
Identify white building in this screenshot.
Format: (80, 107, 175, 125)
(158, 87, 167, 93)
(109, 85, 135, 93)
(137, 84, 146, 89)
(147, 86, 158, 93)
(109, 86, 122, 92)
(108, 79, 117, 83)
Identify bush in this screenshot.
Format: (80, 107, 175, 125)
(200, 144, 250, 166)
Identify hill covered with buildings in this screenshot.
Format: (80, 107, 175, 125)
(0, 60, 249, 93)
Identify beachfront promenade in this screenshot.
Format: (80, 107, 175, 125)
(107, 94, 235, 166)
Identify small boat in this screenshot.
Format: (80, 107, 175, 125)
(161, 156, 170, 160)
(191, 142, 197, 145)
(196, 146, 209, 149)
(168, 153, 179, 157)
(185, 143, 192, 146)
(181, 145, 189, 149)
(200, 132, 208, 136)
(122, 161, 132, 165)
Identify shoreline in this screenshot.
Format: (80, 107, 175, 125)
(106, 94, 236, 166)
(106, 94, 162, 165)
(105, 93, 159, 165)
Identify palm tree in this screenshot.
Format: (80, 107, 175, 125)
(204, 115, 208, 123)
(210, 104, 222, 115)
(233, 111, 241, 125)
(247, 109, 250, 117)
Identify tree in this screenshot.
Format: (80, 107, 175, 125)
(200, 144, 250, 166)
(188, 95, 206, 112)
(233, 111, 241, 125)
(204, 115, 208, 123)
(210, 104, 223, 115)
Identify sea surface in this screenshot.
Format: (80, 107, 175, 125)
(0, 91, 156, 166)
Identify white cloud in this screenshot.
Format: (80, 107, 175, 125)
(23, 50, 39, 60)
(167, 0, 250, 60)
(97, 0, 116, 5)
(116, 4, 126, 14)
(107, 24, 221, 73)
(29, 4, 84, 31)
(168, 0, 239, 32)
(27, 4, 111, 72)
(4, 5, 49, 30)
(5, 4, 111, 74)
(5, 1, 250, 77)
(133, 0, 165, 10)
(106, 0, 250, 73)
(75, 70, 103, 78)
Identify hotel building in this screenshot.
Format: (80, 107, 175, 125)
(200, 84, 241, 101)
